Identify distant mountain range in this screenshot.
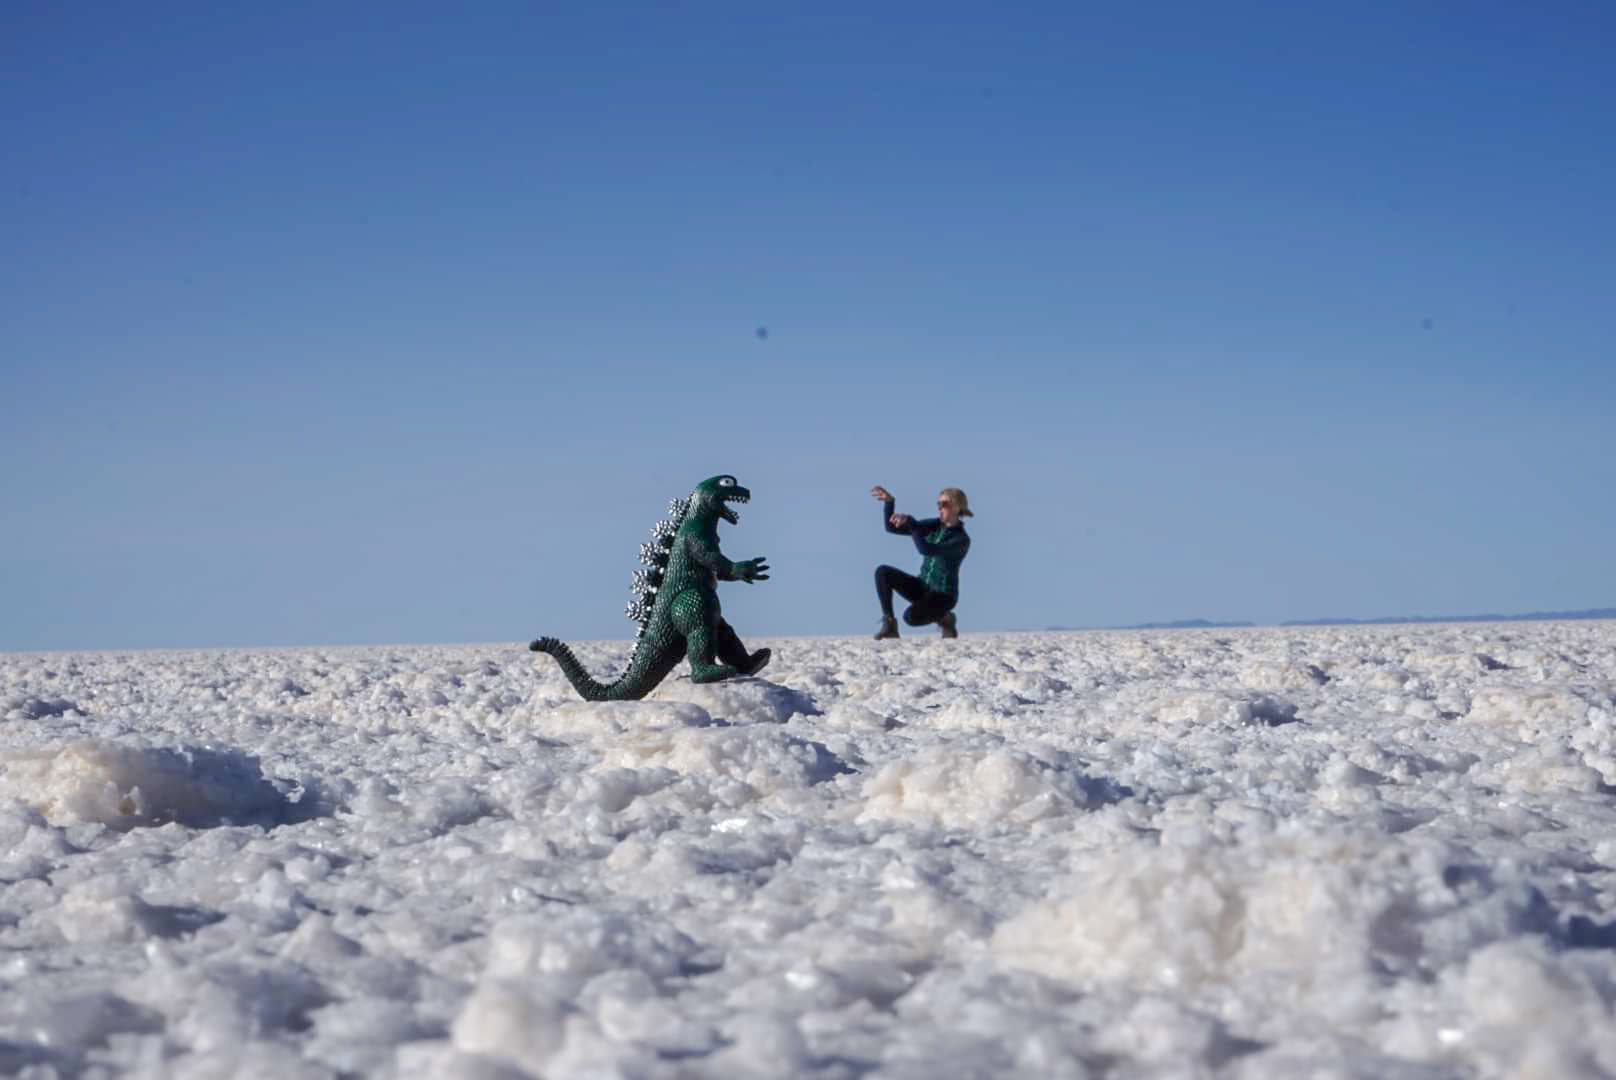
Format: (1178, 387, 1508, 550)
(1045, 607, 1616, 632)
(1116, 618, 1257, 630)
(1274, 607, 1616, 628)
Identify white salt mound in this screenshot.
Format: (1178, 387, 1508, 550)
(859, 746, 1091, 829)
(649, 675, 820, 725)
(0, 739, 294, 829)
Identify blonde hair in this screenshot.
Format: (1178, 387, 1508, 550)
(939, 487, 973, 517)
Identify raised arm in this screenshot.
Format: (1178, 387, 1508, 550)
(872, 485, 911, 534)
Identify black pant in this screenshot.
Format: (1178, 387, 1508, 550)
(875, 565, 956, 626)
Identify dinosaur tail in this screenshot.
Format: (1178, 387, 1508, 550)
(530, 637, 656, 702)
(530, 637, 616, 701)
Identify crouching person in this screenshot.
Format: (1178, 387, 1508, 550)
(869, 484, 972, 639)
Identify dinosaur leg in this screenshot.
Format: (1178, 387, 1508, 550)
(715, 618, 771, 677)
(670, 590, 738, 684)
(686, 623, 741, 683)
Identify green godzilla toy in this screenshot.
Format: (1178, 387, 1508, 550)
(529, 475, 772, 701)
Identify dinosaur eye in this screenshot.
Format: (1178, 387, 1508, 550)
(718, 477, 735, 487)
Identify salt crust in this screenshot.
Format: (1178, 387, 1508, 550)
(0, 622, 1615, 1077)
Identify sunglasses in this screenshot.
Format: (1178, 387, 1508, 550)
(937, 501, 953, 509)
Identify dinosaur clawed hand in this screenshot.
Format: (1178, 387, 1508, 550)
(734, 557, 770, 583)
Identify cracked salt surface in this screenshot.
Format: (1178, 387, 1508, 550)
(2, 622, 1616, 1077)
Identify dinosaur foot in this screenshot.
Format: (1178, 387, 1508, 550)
(689, 662, 740, 684)
(742, 649, 772, 677)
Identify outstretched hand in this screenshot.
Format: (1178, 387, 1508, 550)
(734, 557, 770, 583)
(869, 485, 892, 502)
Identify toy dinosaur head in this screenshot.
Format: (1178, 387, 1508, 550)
(692, 474, 751, 525)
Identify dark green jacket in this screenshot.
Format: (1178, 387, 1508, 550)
(882, 498, 970, 598)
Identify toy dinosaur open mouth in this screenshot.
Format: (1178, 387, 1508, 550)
(719, 491, 749, 525)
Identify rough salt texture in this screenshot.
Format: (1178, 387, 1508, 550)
(2, 622, 1616, 1077)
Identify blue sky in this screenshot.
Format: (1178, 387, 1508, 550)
(5, 2, 1613, 650)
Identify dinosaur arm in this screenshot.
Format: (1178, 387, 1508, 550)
(683, 534, 735, 578)
(683, 535, 769, 583)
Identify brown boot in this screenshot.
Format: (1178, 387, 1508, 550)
(874, 615, 899, 640)
(939, 612, 958, 639)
